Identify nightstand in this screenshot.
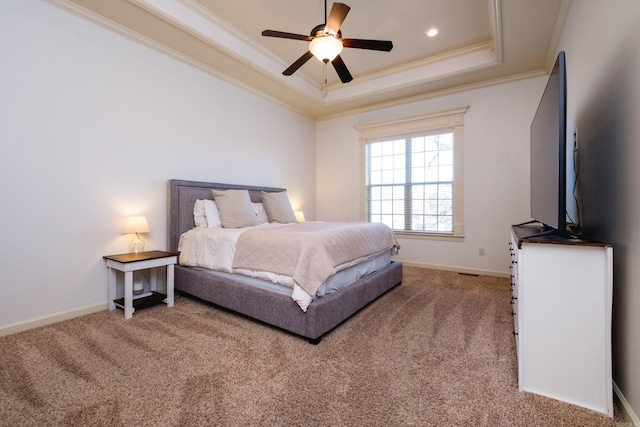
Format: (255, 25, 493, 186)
(103, 250, 179, 319)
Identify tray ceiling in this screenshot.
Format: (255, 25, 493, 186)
(48, 0, 570, 119)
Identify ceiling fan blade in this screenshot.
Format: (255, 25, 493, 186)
(331, 55, 353, 83)
(325, 2, 350, 35)
(283, 51, 314, 75)
(342, 38, 393, 52)
(262, 30, 313, 41)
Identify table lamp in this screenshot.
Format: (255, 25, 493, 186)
(123, 215, 150, 254)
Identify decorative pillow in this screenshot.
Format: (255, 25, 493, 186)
(212, 189, 259, 228)
(253, 203, 269, 224)
(204, 200, 222, 228)
(193, 199, 207, 228)
(261, 191, 298, 223)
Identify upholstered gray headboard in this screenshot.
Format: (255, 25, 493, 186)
(167, 179, 286, 253)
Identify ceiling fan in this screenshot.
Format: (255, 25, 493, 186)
(261, 1, 393, 83)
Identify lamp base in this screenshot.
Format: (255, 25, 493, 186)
(129, 233, 145, 254)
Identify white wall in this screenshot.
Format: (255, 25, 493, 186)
(317, 78, 546, 276)
(0, 1, 315, 330)
(558, 0, 640, 421)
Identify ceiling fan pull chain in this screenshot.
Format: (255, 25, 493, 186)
(322, 63, 328, 97)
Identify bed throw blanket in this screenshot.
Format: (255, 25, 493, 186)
(232, 222, 399, 297)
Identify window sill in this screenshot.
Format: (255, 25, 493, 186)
(393, 231, 464, 242)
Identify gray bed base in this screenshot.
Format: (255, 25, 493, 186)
(168, 179, 402, 343)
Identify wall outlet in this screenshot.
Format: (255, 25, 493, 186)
(479, 248, 485, 256)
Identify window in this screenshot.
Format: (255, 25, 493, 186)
(366, 132, 454, 233)
(356, 107, 467, 238)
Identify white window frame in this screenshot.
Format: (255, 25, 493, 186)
(356, 106, 467, 240)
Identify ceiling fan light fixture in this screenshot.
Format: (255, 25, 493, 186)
(309, 36, 343, 63)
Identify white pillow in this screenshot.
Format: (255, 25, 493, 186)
(193, 199, 207, 228)
(253, 203, 269, 224)
(261, 191, 298, 224)
(212, 189, 259, 228)
(204, 200, 222, 228)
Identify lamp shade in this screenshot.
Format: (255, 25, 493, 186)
(309, 36, 343, 62)
(294, 211, 306, 222)
(122, 216, 150, 234)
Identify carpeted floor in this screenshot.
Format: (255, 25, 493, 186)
(0, 266, 631, 426)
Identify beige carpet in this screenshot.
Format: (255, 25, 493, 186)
(0, 266, 631, 426)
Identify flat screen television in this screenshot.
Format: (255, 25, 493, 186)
(530, 51, 567, 232)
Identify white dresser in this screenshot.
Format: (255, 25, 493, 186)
(509, 223, 613, 417)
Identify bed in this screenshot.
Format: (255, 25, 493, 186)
(168, 179, 403, 343)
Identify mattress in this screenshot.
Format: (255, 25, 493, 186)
(189, 249, 392, 301)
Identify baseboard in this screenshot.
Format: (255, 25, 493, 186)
(614, 381, 640, 426)
(0, 303, 108, 337)
(398, 260, 511, 279)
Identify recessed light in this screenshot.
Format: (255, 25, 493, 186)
(425, 28, 439, 38)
